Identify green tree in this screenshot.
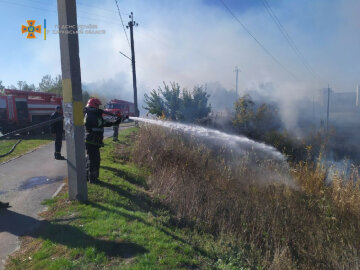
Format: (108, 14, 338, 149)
(38, 74, 62, 95)
(0, 81, 4, 94)
(16, 81, 24, 90)
(191, 86, 211, 120)
(233, 94, 255, 133)
(13, 81, 35, 91)
(233, 94, 282, 139)
(23, 83, 36, 91)
(38, 75, 53, 91)
(144, 82, 211, 122)
(160, 82, 182, 120)
(254, 103, 281, 134)
(144, 89, 165, 117)
(180, 86, 211, 121)
(51, 75, 62, 95)
(180, 89, 194, 120)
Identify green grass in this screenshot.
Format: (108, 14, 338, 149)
(0, 135, 53, 163)
(6, 128, 245, 270)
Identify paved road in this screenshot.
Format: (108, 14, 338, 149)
(0, 128, 115, 269)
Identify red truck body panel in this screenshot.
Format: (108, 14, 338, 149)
(103, 99, 135, 120)
(0, 89, 62, 133)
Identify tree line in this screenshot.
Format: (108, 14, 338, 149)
(143, 83, 312, 160)
(0, 75, 91, 105)
(144, 81, 282, 137)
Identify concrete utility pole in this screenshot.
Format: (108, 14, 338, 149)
(127, 12, 139, 117)
(57, 0, 87, 201)
(234, 66, 240, 98)
(326, 84, 330, 134)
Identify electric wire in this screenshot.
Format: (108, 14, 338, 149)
(77, 0, 118, 15)
(114, 0, 131, 48)
(218, 0, 297, 80)
(28, 0, 131, 50)
(260, 0, 321, 81)
(1, 0, 150, 73)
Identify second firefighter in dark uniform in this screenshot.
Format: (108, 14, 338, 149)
(84, 98, 121, 183)
(50, 106, 65, 160)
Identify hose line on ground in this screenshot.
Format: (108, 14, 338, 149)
(0, 117, 63, 140)
(0, 118, 63, 159)
(0, 139, 22, 158)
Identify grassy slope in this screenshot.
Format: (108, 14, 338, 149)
(6, 128, 239, 270)
(0, 136, 52, 163)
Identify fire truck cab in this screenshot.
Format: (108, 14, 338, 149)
(0, 89, 62, 134)
(103, 99, 135, 121)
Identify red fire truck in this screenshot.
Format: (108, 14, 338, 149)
(103, 99, 136, 121)
(0, 89, 62, 134)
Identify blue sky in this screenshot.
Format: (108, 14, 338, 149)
(0, 0, 359, 104)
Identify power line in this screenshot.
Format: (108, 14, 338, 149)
(114, 0, 131, 48)
(260, 0, 320, 81)
(218, 0, 297, 80)
(1, 0, 168, 62)
(77, 0, 118, 15)
(19, 0, 169, 51)
(23, 0, 119, 21)
(0, 0, 53, 13)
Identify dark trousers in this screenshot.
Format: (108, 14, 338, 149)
(55, 132, 62, 155)
(86, 143, 101, 180)
(113, 125, 119, 141)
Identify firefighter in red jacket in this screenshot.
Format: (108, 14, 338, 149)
(84, 98, 121, 183)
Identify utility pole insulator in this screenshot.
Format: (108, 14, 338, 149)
(57, 0, 87, 201)
(128, 12, 140, 117)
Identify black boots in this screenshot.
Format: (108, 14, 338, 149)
(88, 170, 100, 184)
(54, 152, 65, 160)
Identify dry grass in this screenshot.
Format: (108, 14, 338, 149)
(131, 125, 360, 269)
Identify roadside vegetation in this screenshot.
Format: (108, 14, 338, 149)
(0, 135, 52, 163)
(7, 126, 360, 269)
(132, 126, 360, 269)
(6, 128, 234, 270)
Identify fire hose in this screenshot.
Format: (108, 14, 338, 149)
(0, 117, 63, 158)
(0, 111, 134, 158)
(0, 117, 63, 139)
(0, 139, 22, 158)
(0, 109, 120, 139)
